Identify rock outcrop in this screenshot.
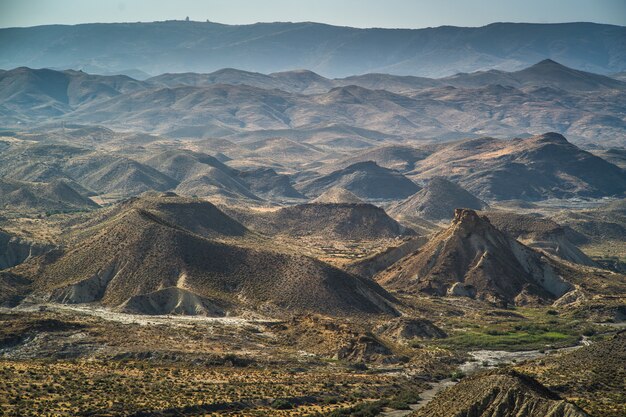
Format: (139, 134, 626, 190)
(377, 209, 573, 305)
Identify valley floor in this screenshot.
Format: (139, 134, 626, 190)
(0, 300, 623, 416)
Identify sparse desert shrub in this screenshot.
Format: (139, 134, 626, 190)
(450, 370, 466, 381)
(271, 398, 293, 409)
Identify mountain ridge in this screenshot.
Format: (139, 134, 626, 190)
(1, 21, 624, 77)
(2, 61, 625, 144)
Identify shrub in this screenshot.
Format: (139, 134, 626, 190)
(450, 371, 466, 380)
(271, 399, 293, 410)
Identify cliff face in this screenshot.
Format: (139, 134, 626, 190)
(0, 229, 53, 270)
(377, 209, 573, 305)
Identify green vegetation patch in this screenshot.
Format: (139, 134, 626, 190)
(425, 308, 592, 351)
(436, 329, 574, 351)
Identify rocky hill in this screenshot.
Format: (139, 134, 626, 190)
(407, 133, 626, 200)
(483, 211, 596, 267)
(376, 209, 574, 305)
(0, 229, 53, 270)
(515, 332, 626, 417)
(225, 202, 413, 240)
(411, 369, 588, 417)
(388, 177, 487, 222)
(5, 195, 398, 316)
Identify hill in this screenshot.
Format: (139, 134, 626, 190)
(592, 148, 626, 170)
(442, 59, 626, 91)
(148, 68, 335, 94)
(388, 177, 487, 222)
(239, 137, 325, 163)
(376, 209, 574, 305)
(1, 22, 624, 77)
(483, 211, 596, 267)
(551, 199, 626, 244)
(411, 369, 588, 417)
(236, 168, 305, 200)
(6, 195, 398, 316)
(142, 150, 260, 201)
(408, 133, 626, 200)
(297, 161, 420, 200)
(226, 202, 413, 240)
(147, 68, 282, 90)
(0, 142, 177, 197)
(331, 145, 433, 173)
(312, 187, 364, 204)
(0, 178, 98, 212)
(515, 332, 626, 417)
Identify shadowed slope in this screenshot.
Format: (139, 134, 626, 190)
(11, 195, 398, 317)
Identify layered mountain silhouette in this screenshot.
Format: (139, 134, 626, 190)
(4, 194, 398, 316)
(377, 209, 574, 305)
(1, 21, 623, 77)
(142, 150, 261, 201)
(0, 142, 176, 197)
(147, 59, 626, 94)
(1, 60, 625, 143)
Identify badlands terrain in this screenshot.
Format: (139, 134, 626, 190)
(1, 22, 626, 416)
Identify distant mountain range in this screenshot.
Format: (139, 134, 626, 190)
(1, 21, 625, 77)
(1, 60, 625, 144)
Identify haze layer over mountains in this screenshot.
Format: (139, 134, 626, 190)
(1, 59, 625, 145)
(1, 21, 624, 77)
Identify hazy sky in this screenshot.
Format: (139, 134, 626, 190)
(1, 0, 625, 28)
